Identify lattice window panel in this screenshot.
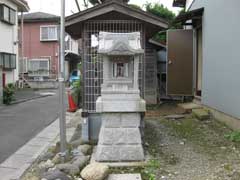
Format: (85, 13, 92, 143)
(82, 20, 145, 112)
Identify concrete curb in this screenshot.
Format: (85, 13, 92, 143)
(0, 112, 78, 180)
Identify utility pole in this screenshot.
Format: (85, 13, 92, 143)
(59, 0, 67, 161)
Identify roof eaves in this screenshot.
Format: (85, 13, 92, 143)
(174, 7, 204, 24)
(66, 1, 111, 21)
(11, 0, 30, 12)
(66, 1, 169, 29)
(20, 18, 60, 23)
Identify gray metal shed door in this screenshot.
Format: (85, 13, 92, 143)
(167, 29, 194, 96)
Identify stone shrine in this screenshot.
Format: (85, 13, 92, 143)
(95, 32, 146, 162)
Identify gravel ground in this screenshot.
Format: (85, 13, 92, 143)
(144, 103, 240, 180)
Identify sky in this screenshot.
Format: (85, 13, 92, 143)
(25, 0, 182, 16)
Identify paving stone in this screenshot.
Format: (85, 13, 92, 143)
(107, 174, 142, 180)
(192, 108, 210, 120)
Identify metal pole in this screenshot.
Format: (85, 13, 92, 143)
(59, 0, 66, 161)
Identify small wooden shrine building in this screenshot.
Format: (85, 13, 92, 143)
(65, 0, 168, 139)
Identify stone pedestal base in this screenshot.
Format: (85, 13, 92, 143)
(96, 113, 144, 162)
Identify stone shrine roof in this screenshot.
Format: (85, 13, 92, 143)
(98, 32, 144, 55)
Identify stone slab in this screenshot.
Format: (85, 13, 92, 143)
(192, 108, 210, 121)
(96, 145, 144, 162)
(178, 102, 202, 111)
(107, 174, 142, 180)
(91, 147, 148, 167)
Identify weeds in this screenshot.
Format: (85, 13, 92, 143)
(3, 83, 15, 105)
(142, 159, 160, 180)
(225, 131, 240, 142)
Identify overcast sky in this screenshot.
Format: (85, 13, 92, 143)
(25, 0, 182, 16)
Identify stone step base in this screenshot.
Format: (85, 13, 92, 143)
(192, 108, 210, 121)
(96, 97, 146, 112)
(96, 113, 144, 162)
(178, 102, 202, 113)
(96, 145, 144, 162)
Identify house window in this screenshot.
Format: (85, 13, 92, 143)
(28, 59, 50, 76)
(0, 53, 3, 66)
(40, 26, 58, 41)
(0, 4, 16, 25)
(0, 53, 16, 69)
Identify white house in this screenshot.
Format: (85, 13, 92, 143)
(170, 0, 240, 129)
(0, 0, 29, 98)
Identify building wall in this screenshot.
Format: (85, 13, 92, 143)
(20, 22, 59, 77)
(190, 0, 240, 119)
(0, 0, 19, 84)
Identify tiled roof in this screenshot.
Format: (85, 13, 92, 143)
(19, 12, 60, 22)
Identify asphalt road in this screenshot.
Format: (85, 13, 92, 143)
(0, 90, 62, 163)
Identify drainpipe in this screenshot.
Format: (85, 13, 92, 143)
(21, 12, 24, 59)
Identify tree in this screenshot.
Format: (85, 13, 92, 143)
(128, 4, 142, 10)
(89, 0, 129, 5)
(145, 3, 183, 42)
(145, 3, 176, 24)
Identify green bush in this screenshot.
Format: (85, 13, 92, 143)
(3, 83, 15, 105)
(72, 79, 82, 107)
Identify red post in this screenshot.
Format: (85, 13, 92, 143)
(2, 73, 6, 88)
